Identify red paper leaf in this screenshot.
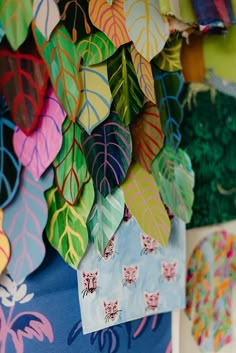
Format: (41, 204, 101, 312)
(0, 38, 49, 135)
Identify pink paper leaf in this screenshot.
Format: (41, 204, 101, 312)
(13, 86, 66, 181)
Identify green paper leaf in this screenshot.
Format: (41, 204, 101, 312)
(0, 0, 33, 50)
(77, 31, 117, 66)
(33, 23, 81, 121)
(154, 38, 182, 72)
(53, 117, 90, 206)
(107, 45, 144, 126)
(151, 145, 194, 223)
(87, 187, 124, 254)
(107, 0, 113, 4)
(77, 62, 112, 133)
(45, 179, 94, 269)
(0, 21, 5, 43)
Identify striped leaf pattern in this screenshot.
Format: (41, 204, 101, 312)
(45, 179, 94, 269)
(77, 63, 112, 133)
(77, 31, 117, 66)
(154, 38, 182, 72)
(87, 187, 124, 254)
(131, 102, 164, 172)
(0, 0, 33, 50)
(89, 0, 130, 48)
(151, 145, 194, 223)
(33, 0, 60, 40)
(124, 0, 169, 61)
(121, 162, 171, 246)
(33, 24, 81, 121)
(53, 118, 90, 206)
(131, 44, 156, 103)
(0, 209, 10, 273)
(81, 112, 132, 197)
(107, 45, 144, 125)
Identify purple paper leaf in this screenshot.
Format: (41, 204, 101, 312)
(3, 168, 54, 283)
(13, 86, 66, 181)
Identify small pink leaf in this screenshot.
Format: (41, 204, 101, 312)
(13, 86, 66, 181)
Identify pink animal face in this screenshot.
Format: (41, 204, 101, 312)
(123, 265, 138, 285)
(102, 235, 115, 260)
(144, 291, 160, 311)
(141, 234, 159, 254)
(82, 271, 98, 295)
(103, 300, 119, 322)
(161, 261, 177, 282)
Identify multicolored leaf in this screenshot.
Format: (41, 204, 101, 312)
(151, 145, 194, 223)
(58, 0, 97, 43)
(33, 0, 60, 40)
(53, 118, 90, 206)
(0, 98, 21, 209)
(87, 187, 124, 254)
(33, 23, 81, 121)
(121, 162, 170, 246)
(0, 0, 33, 50)
(45, 179, 94, 269)
(107, 45, 144, 125)
(130, 44, 156, 103)
(0, 38, 49, 135)
(153, 37, 182, 72)
(77, 31, 117, 66)
(152, 64, 184, 150)
(81, 112, 132, 197)
(3, 168, 54, 283)
(124, 0, 169, 62)
(130, 102, 164, 172)
(0, 209, 10, 273)
(77, 63, 112, 133)
(89, 0, 130, 48)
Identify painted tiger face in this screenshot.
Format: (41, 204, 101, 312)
(103, 300, 119, 322)
(123, 265, 138, 285)
(161, 261, 177, 282)
(144, 291, 160, 311)
(82, 271, 98, 294)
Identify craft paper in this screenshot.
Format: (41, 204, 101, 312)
(0, 210, 10, 273)
(121, 163, 171, 247)
(207, 69, 236, 98)
(77, 63, 112, 133)
(0, 21, 4, 42)
(81, 113, 132, 197)
(33, 0, 60, 40)
(124, 0, 169, 62)
(107, 45, 144, 126)
(3, 168, 53, 283)
(0, 38, 49, 135)
(13, 86, 66, 181)
(78, 216, 185, 334)
(154, 37, 182, 72)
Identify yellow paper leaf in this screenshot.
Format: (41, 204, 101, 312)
(0, 209, 10, 273)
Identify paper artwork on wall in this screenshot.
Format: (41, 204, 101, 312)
(0, 209, 10, 273)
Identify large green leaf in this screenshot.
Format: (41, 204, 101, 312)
(154, 38, 182, 72)
(151, 145, 194, 223)
(107, 45, 144, 125)
(45, 179, 94, 269)
(53, 117, 90, 206)
(77, 31, 117, 66)
(87, 187, 124, 254)
(33, 23, 81, 121)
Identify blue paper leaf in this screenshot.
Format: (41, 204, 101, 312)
(3, 168, 53, 283)
(67, 320, 83, 345)
(0, 21, 4, 42)
(33, 0, 60, 40)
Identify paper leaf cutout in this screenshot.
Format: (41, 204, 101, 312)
(89, 0, 130, 48)
(130, 102, 164, 172)
(58, 0, 97, 43)
(3, 168, 54, 283)
(81, 112, 132, 197)
(33, 0, 60, 40)
(33, 23, 81, 121)
(77, 31, 117, 66)
(0, 99, 21, 209)
(154, 38, 182, 72)
(0, 21, 5, 42)
(107, 45, 144, 126)
(107, 0, 113, 4)
(151, 146, 194, 223)
(87, 187, 124, 254)
(0, 39, 49, 135)
(45, 179, 94, 269)
(124, 0, 169, 62)
(13, 86, 66, 181)
(0, 0, 33, 50)
(53, 118, 90, 206)
(152, 65, 184, 150)
(121, 162, 170, 247)
(130, 44, 156, 104)
(77, 63, 112, 133)
(0, 209, 10, 273)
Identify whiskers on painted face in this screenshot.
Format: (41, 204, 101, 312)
(103, 300, 122, 323)
(81, 271, 100, 298)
